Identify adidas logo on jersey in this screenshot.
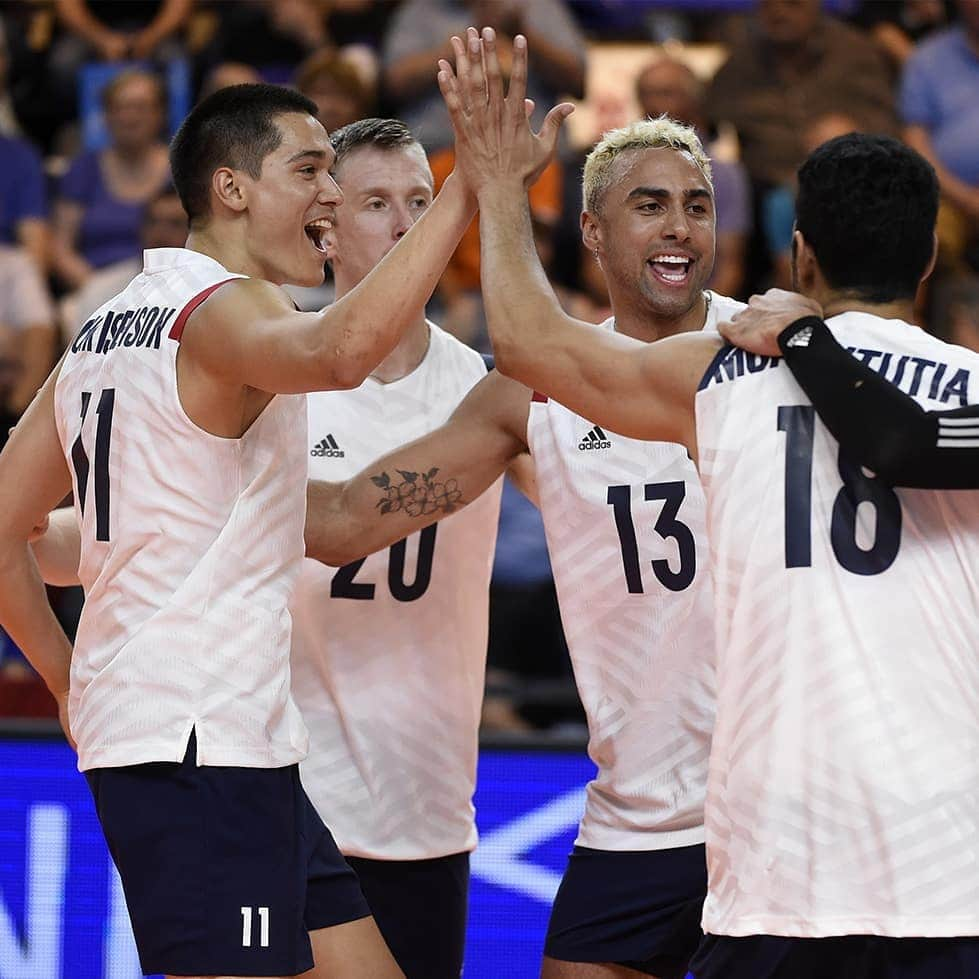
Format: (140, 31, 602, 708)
(310, 435, 345, 458)
(578, 426, 612, 451)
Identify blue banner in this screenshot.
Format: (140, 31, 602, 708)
(0, 737, 595, 978)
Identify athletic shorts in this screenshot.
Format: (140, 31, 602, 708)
(84, 731, 371, 977)
(688, 933, 979, 979)
(347, 851, 470, 979)
(544, 843, 707, 978)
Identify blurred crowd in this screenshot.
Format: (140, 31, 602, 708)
(1, 0, 977, 731)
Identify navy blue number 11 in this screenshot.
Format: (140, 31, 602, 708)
(71, 389, 115, 542)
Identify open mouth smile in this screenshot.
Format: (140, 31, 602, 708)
(304, 218, 332, 253)
(647, 253, 695, 285)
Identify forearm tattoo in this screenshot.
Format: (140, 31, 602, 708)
(370, 468, 463, 517)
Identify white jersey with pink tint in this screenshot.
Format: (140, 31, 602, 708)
(526, 292, 744, 851)
(696, 310, 979, 937)
(291, 324, 501, 860)
(54, 248, 309, 772)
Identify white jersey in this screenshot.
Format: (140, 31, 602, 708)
(696, 311, 979, 938)
(291, 324, 502, 860)
(54, 248, 309, 772)
(526, 293, 743, 851)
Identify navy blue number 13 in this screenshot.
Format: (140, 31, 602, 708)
(71, 389, 115, 542)
(607, 482, 696, 593)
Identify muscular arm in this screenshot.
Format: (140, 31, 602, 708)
(480, 185, 716, 448)
(0, 364, 75, 734)
(185, 174, 475, 396)
(777, 316, 979, 489)
(304, 369, 530, 565)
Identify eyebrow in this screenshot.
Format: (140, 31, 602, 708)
(359, 184, 434, 198)
(285, 149, 331, 164)
(626, 186, 713, 201)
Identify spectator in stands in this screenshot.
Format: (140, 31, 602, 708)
(51, 69, 171, 293)
(59, 186, 186, 345)
(294, 48, 375, 133)
(0, 246, 55, 425)
(382, 0, 585, 154)
(706, 0, 896, 189)
(0, 134, 48, 275)
(636, 55, 750, 297)
(850, 0, 950, 72)
(52, 0, 192, 63)
(901, 0, 979, 273)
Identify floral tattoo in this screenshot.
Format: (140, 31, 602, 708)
(370, 468, 463, 517)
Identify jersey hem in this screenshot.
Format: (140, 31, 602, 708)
(575, 822, 705, 851)
(77, 742, 306, 771)
(703, 915, 979, 938)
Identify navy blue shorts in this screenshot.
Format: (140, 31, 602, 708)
(688, 934, 979, 979)
(544, 843, 708, 978)
(84, 732, 371, 977)
(346, 851, 470, 979)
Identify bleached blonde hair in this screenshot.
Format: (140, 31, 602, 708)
(582, 117, 713, 214)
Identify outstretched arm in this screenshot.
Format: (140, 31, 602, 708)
(305, 369, 531, 565)
(438, 28, 716, 447)
(720, 292, 979, 489)
(185, 173, 476, 397)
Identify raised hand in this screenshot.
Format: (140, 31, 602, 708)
(719, 289, 823, 357)
(437, 26, 573, 198)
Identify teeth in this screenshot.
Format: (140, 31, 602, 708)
(651, 255, 690, 264)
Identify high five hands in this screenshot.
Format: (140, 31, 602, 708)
(436, 26, 575, 198)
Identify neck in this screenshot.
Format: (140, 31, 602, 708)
(821, 294, 917, 324)
(186, 226, 268, 281)
(609, 289, 709, 343)
(367, 316, 430, 382)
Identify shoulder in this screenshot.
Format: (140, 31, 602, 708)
(180, 277, 296, 345)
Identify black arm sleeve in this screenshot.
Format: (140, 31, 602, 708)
(777, 316, 979, 489)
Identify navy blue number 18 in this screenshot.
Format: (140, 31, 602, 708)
(778, 404, 902, 575)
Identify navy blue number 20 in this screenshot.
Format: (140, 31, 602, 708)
(607, 482, 696, 594)
(778, 404, 902, 575)
(330, 524, 438, 601)
(71, 388, 115, 542)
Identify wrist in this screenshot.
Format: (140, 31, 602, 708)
(777, 315, 824, 355)
(476, 178, 527, 208)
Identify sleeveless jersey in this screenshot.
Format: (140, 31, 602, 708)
(696, 311, 979, 937)
(53, 248, 309, 772)
(526, 292, 743, 851)
(290, 324, 502, 860)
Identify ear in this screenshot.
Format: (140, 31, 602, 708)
(211, 166, 247, 214)
(580, 209, 602, 259)
(791, 228, 817, 293)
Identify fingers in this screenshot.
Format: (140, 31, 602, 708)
(537, 102, 575, 157)
(482, 26, 504, 116)
(449, 35, 472, 114)
(467, 26, 486, 110)
(508, 33, 529, 119)
(438, 57, 468, 125)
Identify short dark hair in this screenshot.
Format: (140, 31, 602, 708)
(170, 83, 319, 224)
(328, 118, 419, 171)
(795, 134, 938, 303)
